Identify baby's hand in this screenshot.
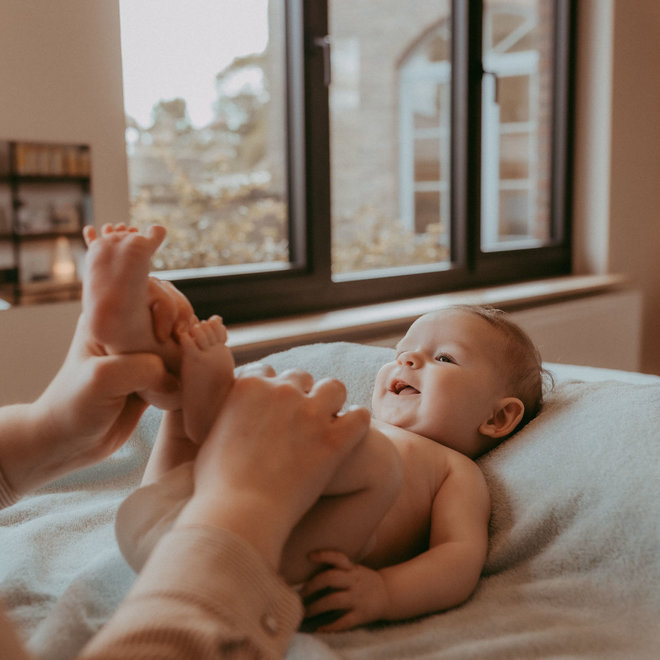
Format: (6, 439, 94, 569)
(302, 550, 390, 631)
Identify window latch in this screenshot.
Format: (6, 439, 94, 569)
(482, 68, 500, 105)
(314, 36, 332, 87)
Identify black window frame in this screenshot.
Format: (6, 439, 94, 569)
(171, 0, 576, 323)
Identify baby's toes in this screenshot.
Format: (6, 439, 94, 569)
(190, 320, 213, 350)
(207, 315, 228, 343)
(82, 225, 98, 246)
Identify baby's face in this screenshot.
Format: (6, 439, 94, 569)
(372, 309, 509, 457)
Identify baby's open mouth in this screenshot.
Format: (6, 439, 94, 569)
(390, 379, 420, 395)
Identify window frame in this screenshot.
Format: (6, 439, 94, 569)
(169, 0, 576, 323)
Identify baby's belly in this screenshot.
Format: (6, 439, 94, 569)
(361, 509, 430, 569)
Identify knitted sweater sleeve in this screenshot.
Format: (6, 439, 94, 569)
(79, 526, 303, 659)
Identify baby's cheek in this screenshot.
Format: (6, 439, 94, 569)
(371, 371, 387, 411)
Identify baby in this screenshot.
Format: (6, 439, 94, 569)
(83, 224, 544, 632)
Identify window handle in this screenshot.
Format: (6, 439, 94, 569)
(314, 35, 332, 87)
(482, 68, 500, 105)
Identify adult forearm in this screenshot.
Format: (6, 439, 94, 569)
(0, 402, 49, 499)
(80, 527, 303, 660)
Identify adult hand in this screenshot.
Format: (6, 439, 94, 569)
(148, 275, 197, 343)
(6, 314, 179, 495)
(176, 370, 371, 571)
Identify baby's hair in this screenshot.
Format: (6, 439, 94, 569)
(451, 304, 549, 435)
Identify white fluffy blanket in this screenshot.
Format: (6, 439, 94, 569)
(1, 342, 659, 659)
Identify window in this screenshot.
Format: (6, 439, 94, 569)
(481, 0, 556, 250)
(119, 0, 575, 323)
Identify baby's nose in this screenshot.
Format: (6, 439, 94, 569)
(398, 350, 422, 368)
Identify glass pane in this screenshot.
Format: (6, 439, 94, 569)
(329, 0, 452, 278)
(119, 0, 289, 273)
(414, 138, 442, 182)
(481, 0, 555, 251)
(498, 75, 530, 123)
(500, 132, 530, 179)
(498, 189, 531, 238)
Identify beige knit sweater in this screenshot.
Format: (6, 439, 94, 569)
(0, 468, 302, 659)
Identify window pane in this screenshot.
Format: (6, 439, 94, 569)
(481, 0, 555, 250)
(329, 1, 452, 278)
(119, 0, 289, 273)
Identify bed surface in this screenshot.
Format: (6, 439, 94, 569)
(1, 342, 659, 659)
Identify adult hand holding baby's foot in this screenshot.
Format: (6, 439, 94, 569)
(81, 223, 198, 410)
(13, 314, 179, 496)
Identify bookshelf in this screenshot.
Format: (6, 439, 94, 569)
(0, 140, 92, 305)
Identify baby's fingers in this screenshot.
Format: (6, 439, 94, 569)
(308, 549, 354, 571)
(302, 570, 348, 600)
(304, 587, 353, 621)
(317, 610, 362, 633)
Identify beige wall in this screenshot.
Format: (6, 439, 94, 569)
(0, 0, 128, 403)
(573, 0, 660, 374)
(0, 0, 658, 405)
(608, 0, 660, 373)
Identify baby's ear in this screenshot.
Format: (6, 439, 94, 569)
(479, 397, 525, 439)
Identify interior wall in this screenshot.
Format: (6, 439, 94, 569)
(573, 0, 660, 375)
(0, 0, 129, 403)
(572, 0, 613, 277)
(0, 0, 130, 227)
(608, 0, 660, 374)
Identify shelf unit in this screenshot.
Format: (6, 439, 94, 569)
(0, 140, 92, 305)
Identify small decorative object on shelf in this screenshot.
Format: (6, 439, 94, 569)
(0, 139, 92, 306)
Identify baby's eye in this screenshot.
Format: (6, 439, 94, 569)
(434, 353, 455, 364)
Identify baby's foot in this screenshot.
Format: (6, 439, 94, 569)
(82, 223, 167, 357)
(179, 316, 236, 444)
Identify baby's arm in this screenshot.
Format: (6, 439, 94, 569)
(303, 455, 489, 631)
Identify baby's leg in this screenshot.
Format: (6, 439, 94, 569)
(117, 317, 236, 570)
(143, 316, 235, 483)
(178, 315, 236, 444)
(141, 410, 199, 486)
(82, 224, 182, 373)
(279, 423, 402, 585)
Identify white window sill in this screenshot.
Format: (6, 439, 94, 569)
(228, 274, 628, 364)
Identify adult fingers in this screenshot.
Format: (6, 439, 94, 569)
(149, 279, 178, 343)
(235, 362, 277, 378)
(328, 405, 371, 455)
(309, 377, 348, 415)
(160, 280, 196, 325)
(92, 353, 178, 397)
(149, 278, 196, 343)
(276, 368, 315, 393)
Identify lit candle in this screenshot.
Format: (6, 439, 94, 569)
(52, 236, 76, 282)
